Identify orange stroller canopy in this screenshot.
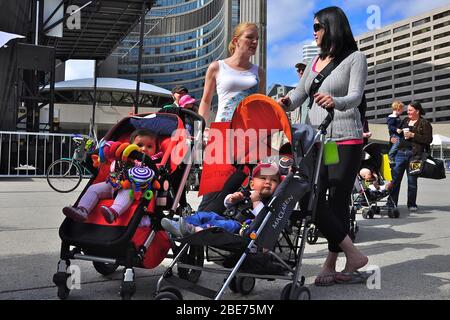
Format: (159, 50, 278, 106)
(231, 93, 292, 143)
(199, 94, 292, 195)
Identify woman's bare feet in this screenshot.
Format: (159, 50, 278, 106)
(314, 252, 338, 286)
(314, 268, 338, 286)
(336, 236, 369, 282)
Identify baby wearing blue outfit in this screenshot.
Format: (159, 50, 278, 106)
(161, 162, 281, 237)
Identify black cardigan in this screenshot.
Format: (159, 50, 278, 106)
(399, 116, 433, 157)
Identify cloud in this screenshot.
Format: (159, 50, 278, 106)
(267, 39, 312, 70)
(341, 0, 450, 26)
(267, 0, 316, 44)
(65, 59, 95, 80)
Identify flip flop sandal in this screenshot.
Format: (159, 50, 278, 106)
(335, 270, 374, 284)
(314, 273, 337, 287)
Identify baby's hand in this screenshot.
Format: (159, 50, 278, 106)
(396, 128, 402, 134)
(227, 192, 244, 204)
(250, 190, 261, 203)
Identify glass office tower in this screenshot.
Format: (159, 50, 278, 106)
(116, 0, 266, 119)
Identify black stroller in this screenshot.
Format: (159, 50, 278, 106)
(154, 94, 335, 300)
(351, 143, 399, 219)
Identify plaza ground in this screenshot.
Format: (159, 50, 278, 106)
(0, 175, 449, 300)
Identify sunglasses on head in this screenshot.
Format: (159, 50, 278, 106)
(313, 23, 324, 32)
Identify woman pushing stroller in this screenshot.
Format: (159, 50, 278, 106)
(278, 6, 369, 286)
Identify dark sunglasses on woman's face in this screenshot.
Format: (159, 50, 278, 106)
(313, 23, 324, 32)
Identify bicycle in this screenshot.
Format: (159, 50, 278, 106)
(46, 135, 98, 193)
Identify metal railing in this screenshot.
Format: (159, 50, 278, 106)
(0, 131, 82, 177)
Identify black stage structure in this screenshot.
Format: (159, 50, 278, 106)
(0, 0, 154, 133)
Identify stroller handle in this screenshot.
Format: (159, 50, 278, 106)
(318, 109, 334, 132)
(179, 108, 206, 132)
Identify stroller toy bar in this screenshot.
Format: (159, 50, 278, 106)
(128, 166, 156, 201)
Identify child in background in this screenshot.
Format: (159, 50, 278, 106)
(161, 162, 280, 237)
(386, 101, 404, 164)
(179, 94, 198, 136)
(359, 168, 392, 193)
(62, 128, 158, 225)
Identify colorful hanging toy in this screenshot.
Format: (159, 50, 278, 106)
(127, 166, 156, 201)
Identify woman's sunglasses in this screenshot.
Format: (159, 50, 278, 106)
(313, 23, 324, 32)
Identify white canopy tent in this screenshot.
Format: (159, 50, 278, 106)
(431, 134, 450, 159)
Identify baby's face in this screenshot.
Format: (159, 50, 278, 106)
(251, 174, 280, 198)
(133, 135, 157, 157)
(397, 107, 404, 115)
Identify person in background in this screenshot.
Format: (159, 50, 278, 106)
(387, 100, 405, 164)
(387, 101, 432, 212)
(290, 62, 308, 125)
(163, 85, 189, 109)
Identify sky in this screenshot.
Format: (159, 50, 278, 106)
(267, 0, 450, 88)
(65, 0, 450, 89)
(65, 59, 95, 80)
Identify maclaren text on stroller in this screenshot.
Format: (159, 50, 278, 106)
(154, 94, 336, 300)
(53, 111, 204, 300)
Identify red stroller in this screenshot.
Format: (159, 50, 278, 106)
(53, 111, 203, 300)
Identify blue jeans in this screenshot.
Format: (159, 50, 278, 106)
(185, 212, 241, 233)
(388, 149, 418, 208)
(388, 138, 400, 163)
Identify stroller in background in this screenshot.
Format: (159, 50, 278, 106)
(154, 94, 335, 300)
(351, 142, 399, 219)
(52, 111, 204, 300)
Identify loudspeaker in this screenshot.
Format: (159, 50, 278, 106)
(16, 43, 55, 71)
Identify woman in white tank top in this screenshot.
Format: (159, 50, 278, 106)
(199, 22, 266, 124)
(196, 22, 266, 212)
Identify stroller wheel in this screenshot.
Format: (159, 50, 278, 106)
(306, 227, 319, 245)
(280, 283, 311, 300)
(93, 261, 119, 276)
(362, 209, 375, 219)
(120, 281, 136, 300)
(53, 270, 70, 300)
(387, 208, 395, 219)
(57, 284, 70, 300)
(228, 277, 239, 293)
(158, 286, 183, 300)
(236, 277, 255, 295)
(154, 291, 180, 300)
(394, 208, 400, 218)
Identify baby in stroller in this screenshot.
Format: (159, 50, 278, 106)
(161, 161, 281, 237)
(359, 167, 392, 196)
(352, 143, 399, 219)
(62, 128, 160, 225)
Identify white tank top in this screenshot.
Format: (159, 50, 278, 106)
(215, 60, 259, 122)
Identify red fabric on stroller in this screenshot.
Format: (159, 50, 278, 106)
(199, 94, 292, 195)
